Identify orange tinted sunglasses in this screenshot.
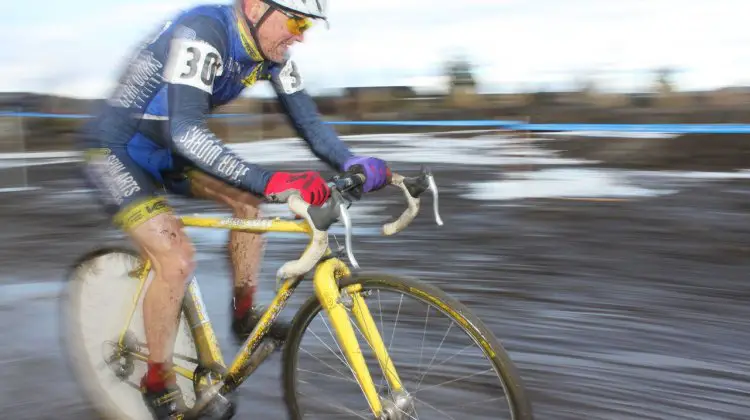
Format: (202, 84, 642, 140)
(277, 8, 313, 35)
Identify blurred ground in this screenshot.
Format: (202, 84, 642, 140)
(1, 131, 749, 419)
(537, 132, 750, 171)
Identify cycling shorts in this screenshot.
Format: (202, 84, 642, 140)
(81, 142, 195, 232)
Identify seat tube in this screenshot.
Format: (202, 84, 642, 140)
(120, 258, 152, 347)
(183, 276, 226, 368)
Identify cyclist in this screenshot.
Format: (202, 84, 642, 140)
(78, 0, 389, 418)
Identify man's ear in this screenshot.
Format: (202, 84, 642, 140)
(245, 0, 269, 23)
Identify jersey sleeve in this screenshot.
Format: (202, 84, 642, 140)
(162, 14, 272, 195)
(269, 59, 354, 170)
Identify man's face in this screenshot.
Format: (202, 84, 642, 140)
(253, 6, 312, 62)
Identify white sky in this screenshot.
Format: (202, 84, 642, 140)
(0, 0, 748, 99)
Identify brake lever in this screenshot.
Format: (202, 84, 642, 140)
(405, 166, 444, 227)
(338, 201, 359, 269)
(307, 184, 360, 269)
(308, 169, 439, 270)
(425, 171, 444, 226)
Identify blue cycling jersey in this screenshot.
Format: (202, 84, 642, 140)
(83, 3, 353, 197)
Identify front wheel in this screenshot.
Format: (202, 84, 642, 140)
(282, 272, 534, 420)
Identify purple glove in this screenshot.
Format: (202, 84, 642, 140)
(343, 156, 389, 193)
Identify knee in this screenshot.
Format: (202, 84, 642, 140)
(232, 201, 261, 220)
(154, 243, 196, 287)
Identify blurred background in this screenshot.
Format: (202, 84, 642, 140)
(1, 0, 750, 419)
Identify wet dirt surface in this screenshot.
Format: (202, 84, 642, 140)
(1, 132, 750, 419)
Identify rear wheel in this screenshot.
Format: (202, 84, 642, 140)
(60, 247, 200, 420)
(282, 272, 533, 420)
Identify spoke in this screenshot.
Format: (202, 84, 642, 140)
(414, 397, 458, 420)
(295, 285, 508, 420)
(416, 395, 507, 411)
(388, 294, 404, 357)
(349, 313, 402, 397)
(419, 342, 477, 373)
(297, 367, 358, 384)
(319, 306, 379, 416)
(298, 347, 356, 383)
(298, 391, 372, 419)
(416, 368, 495, 394)
(377, 289, 386, 392)
(418, 305, 431, 373)
(415, 321, 454, 390)
(392, 405, 420, 420)
(308, 323, 352, 374)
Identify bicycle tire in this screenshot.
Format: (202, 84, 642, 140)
(59, 246, 200, 420)
(281, 271, 534, 420)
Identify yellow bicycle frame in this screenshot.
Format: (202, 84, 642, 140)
(119, 214, 403, 418)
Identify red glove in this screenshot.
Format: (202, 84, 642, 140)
(263, 171, 331, 206)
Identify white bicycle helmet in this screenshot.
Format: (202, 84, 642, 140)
(263, 0, 328, 20)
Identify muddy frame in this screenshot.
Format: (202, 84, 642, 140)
(115, 170, 441, 418)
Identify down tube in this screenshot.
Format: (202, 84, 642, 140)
(224, 276, 300, 391)
(314, 259, 384, 417)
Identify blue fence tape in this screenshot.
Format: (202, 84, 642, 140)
(0, 112, 94, 119)
(503, 123, 750, 134)
(330, 121, 750, 133)
(2, 111, 750, 134)
(324, 120, 524, 127)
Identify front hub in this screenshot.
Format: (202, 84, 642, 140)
(380, 390, 415, 420)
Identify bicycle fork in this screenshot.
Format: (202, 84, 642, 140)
(314, 259, 407, 419)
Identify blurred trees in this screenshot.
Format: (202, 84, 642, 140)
(654, 67, 676, 94)
(444, 54, 477, 89)
(444, 54, 480, 108)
